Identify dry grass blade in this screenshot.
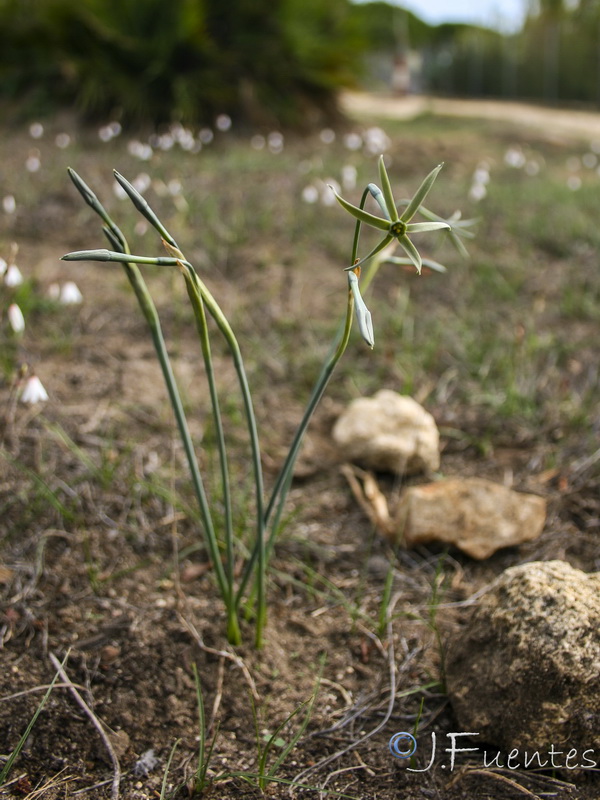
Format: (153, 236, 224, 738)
(48, 653, 121, 800)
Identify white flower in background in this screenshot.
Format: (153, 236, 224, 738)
(469, 181, 487, 202)
(472, 162, 490, 185)
(167, 179, 182, 196)
(341, 164, 357, 191)
(319, 128, 335, 144)
(199, 128, 214, 145)
(567, 175, 582, 191)
(504, 147, 526, 168)
(216, 114, 232, 132)
(8, 303, 25, 333)
(250, 134, 265, 150)
(29, 122, 44, 139)
(525, 160, 541, 176)
(5, 264, 23, 286)
(133, 173, 151, 193)
(321, 178, 340, 206)
(127, 140, 153, 160)
(155, 133, 175, 151)
(582, 152, 597, 169)
(268, 131, 284, 154)
(343, 132, 362, 151)
(60, 281, 83, 304)
(134, 220, 148, 236)
(20, 375, 49, 404)
(55, 133, 71, 149)
(26, 152, 41, 172)
(363, 126, 390, 155)
(48, 282, 61, 300)
(301, 185, 319, 204)
(469, 161, 490, 202)
(3, 195, 16, 214)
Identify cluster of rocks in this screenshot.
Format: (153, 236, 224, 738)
(332, 389, 546, 559)
(332, 391, 600, 755)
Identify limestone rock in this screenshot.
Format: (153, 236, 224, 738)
(394, 477, 546, 559)
(332, 390, 439, 475)
(446, 561, 600, 755)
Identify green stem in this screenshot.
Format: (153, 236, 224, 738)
(119, 264, 230, 606)
(180, 263, 240, 644)
(184, 263, 266, 648)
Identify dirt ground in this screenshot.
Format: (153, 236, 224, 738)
(1, 96, 600, 800)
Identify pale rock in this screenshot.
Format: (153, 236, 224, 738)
(394, 477, 546, 559)
(446, 560, 600, 754)
(332, 390, 439, 475)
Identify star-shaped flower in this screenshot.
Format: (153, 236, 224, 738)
(330, 156, 450, 275)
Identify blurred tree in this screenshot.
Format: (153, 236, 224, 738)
(0, 0, 362, 126)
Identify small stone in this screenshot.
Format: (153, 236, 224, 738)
(446, 561, 600, 754)
(393, 477, 546, 559)
(332, 390, 439, 475)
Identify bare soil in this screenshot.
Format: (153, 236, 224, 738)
(1, 98, 600, 800)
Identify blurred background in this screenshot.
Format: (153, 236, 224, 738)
(1, 0, 599, 129)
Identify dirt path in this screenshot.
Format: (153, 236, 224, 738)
(341, 91, 600, 142)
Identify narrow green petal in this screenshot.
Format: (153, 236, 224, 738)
(348, 271, 375, 348)
(400, 163, 444, 223)
(386, 256, 447, 273)
(406, 221, 450, 233)
(330, 186, 391, 233)
(343, 234, 395, 271)
(398, 235, 422, 274)
(378, 156, 399, 222)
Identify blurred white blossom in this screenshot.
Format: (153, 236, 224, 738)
(3, 195, 16, 214)
(29, 122, 44, 139)
(343, 132, 362, 151)
(301, 185, 319, 204)
(21, 375, 49, 404)
(60, 281, 83, 304)
(8, 303, 25, 333)
(341, 164, 357, 191)
(268, 131, 284, 154)
(504, 147, 526, 168)
(55, 133, 71, 149)
(5, 264, 23, 286)
(216, 114, 232, 132)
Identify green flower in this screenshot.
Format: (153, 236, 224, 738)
(330, 156, 450, 275)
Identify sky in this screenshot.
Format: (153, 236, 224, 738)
(374, 0, 529, 33)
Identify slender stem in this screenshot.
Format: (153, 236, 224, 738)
(180, 263, 240, 644)
(118, 266, 230, 602)
(65, 178, 228, 608)
(183, 263, 266, 648)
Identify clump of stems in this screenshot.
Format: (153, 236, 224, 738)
(62, 157, 469, 647)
